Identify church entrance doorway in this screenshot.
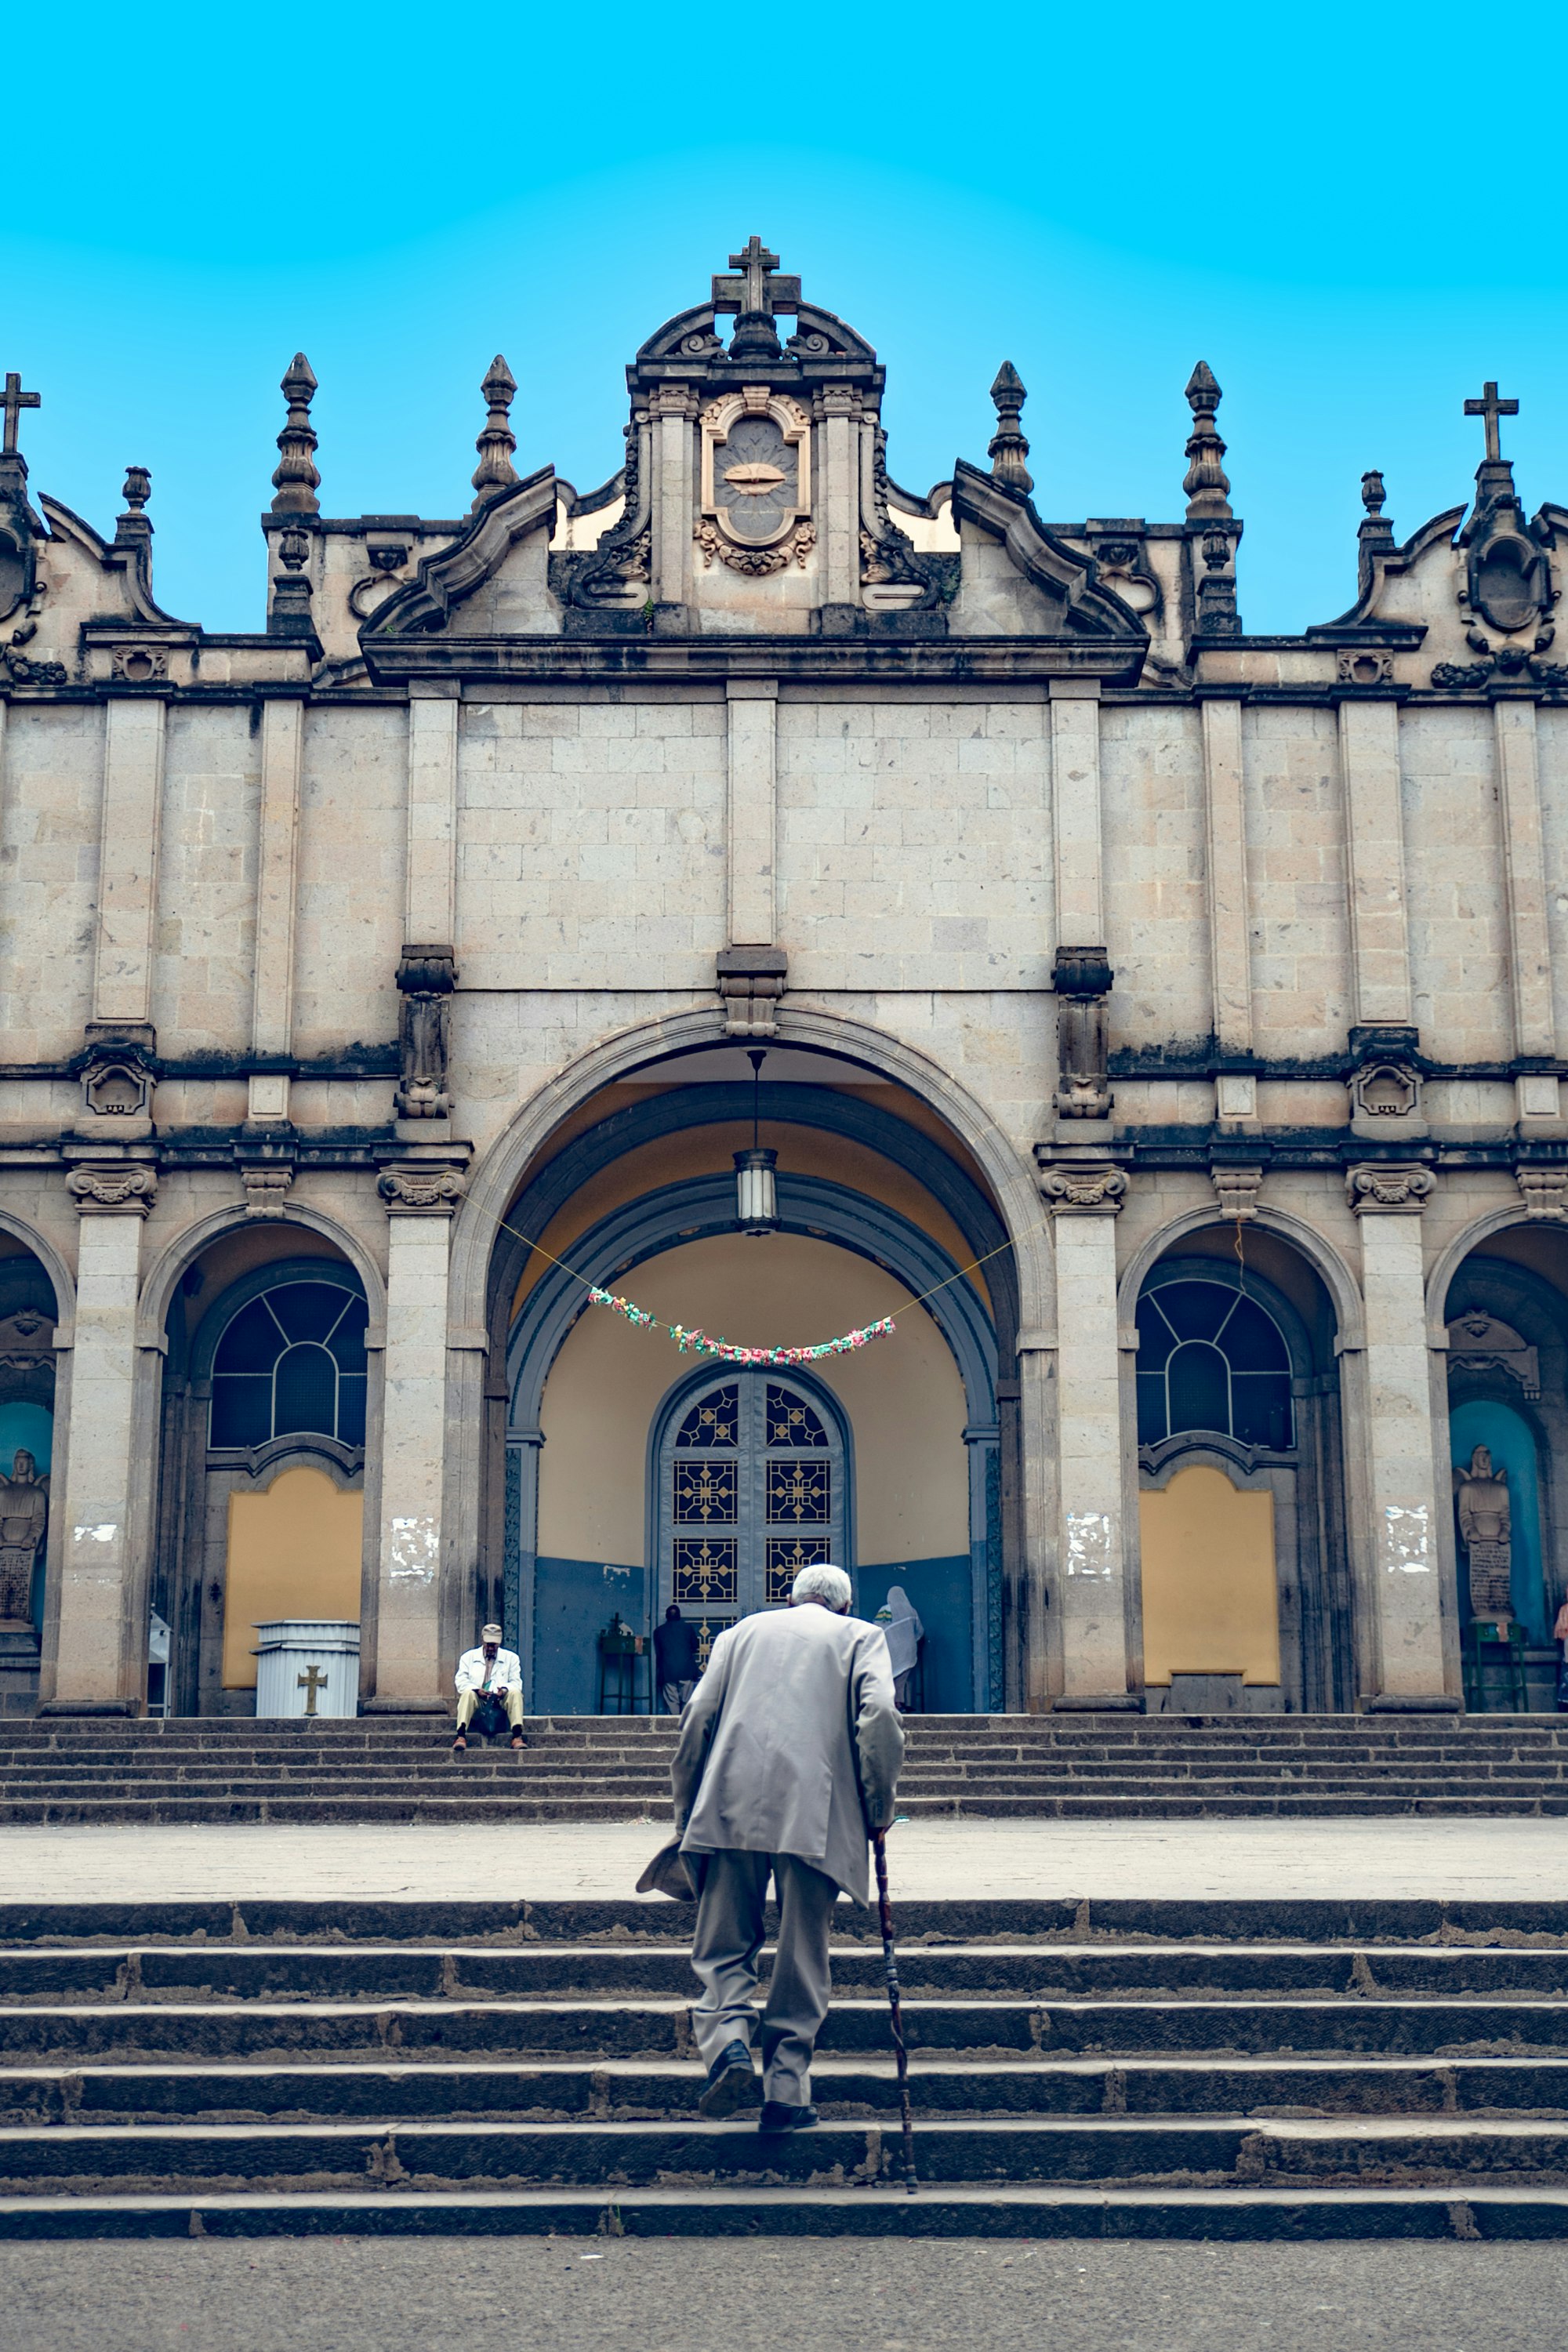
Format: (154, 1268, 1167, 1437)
(1131, 1236, 1351, 1712)
(652, 1368, 849, 1664)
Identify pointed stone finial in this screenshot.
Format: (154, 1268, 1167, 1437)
(470, 355, 520, 509)
(270, 354, 320, 515)
(115, 466, 153, 551)
(1182, 361, 1232, 520)
(988, 362, 1033, 497)
(1357, 469, 1395, 599)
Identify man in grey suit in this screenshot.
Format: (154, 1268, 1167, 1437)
(671, 1562, 905, 2134)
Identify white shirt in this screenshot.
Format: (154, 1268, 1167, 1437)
(455, 1644, 522, 1695)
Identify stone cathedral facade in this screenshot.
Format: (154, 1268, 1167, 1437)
(0, 238, 1565, 1722)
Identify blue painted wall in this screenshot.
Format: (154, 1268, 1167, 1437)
(531, 1556, 648, 1715)
(528, 1552, 975, 1713)
(855, 1557, 974, 1713)
(1450, 1400, 1548, 1642)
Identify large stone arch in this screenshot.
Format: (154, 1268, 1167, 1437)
(136, 1202, 387, 1350)
(1116, 1202, 1365, 1346)
(503, 1169, 1001, 1708)
(448, 1004, 1049, 1334)
(444, 1004, 1047, 1706)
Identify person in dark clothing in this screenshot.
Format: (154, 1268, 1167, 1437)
(654, 1604, 702, 1714)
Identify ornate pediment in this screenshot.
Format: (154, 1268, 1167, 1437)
(948, 461, 1150, 644)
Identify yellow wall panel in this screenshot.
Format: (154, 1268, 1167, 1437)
(1139, 1463, 1279, 1686)
(222, 1466, 363, 1688)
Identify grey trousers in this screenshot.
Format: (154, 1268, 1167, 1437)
(688, 1849, 838, 2110)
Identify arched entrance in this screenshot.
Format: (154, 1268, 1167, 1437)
(154, 1225, 372, 1715)
(493, 1044, 1005, 1714)
(1438, 1219, 1568, 1711)
(1131, 1227, 1351, 1712)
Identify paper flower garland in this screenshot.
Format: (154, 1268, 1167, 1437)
(588, 1287, 895, 1364)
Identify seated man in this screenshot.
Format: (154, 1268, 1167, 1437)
(654, 1602, 702, 1715)
(452, 1623, 527, 1752)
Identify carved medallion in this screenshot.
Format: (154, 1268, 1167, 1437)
(699, 390, 812, 575)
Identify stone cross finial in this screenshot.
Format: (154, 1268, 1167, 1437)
(1465, 380, 1518, 466)
(1, 372, 40, 459)
(470, 355, 520, 508)
(1182, 361, 1232, 520)
(711, 237, 802, 363)
(270, 353, 321, 515)
(988, 362, 1033, 496)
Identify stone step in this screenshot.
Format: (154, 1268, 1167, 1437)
(2, 1793, 1564, 1825)
(3, 2053, 1566, 2125)
(5, 1994, 1568, 2065)
(6, 1939, 1568, 2003)
(2, 2111, 1566, 2194)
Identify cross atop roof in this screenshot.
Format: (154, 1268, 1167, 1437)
(1464, 380, 1519, 466)
(712, 236, 801, 320)
(1, 372, 39, 459)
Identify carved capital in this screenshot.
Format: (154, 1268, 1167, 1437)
(648, 384, 701, 423)
(1345, 1163, 1434, 1214)
(378, 1164, 466, 1215)
(66, 1163, 157, 1217)
(1515, 1165, 1568, 1221)
(1210, 1164, 1264, 1221)
(1038, 1162, 1127, 1215)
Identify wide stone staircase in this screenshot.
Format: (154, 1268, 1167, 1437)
(0, 1895, 1566, 2238)
(1, 1715, 1567, 1822)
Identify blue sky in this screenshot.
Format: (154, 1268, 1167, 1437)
(8, 0, 1563, 635)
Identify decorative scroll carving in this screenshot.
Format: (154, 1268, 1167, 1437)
(110, 647, 169, 683)
(1038, 1163, 1127, 1214)
(65, 1164, 157, 1215)
(238, 1165, 294, 1218)
(1345, 1163, 1434, 1214)
(694, 516, 815, 576)
(1516, 1166, 1568, 1221)
(717, 946, 787, 1039)
(1210, 1165, 1264, 1221)
(378, 1165, 466, 1213)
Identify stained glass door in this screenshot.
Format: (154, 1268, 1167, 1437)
(658, 1373, 846, 1654)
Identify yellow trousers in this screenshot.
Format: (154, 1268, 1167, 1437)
(456, 1686, 525, 1731)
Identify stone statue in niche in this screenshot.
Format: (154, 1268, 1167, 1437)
(1454, 1444, 1512, 1627)
(0, 1450, 47, 1622)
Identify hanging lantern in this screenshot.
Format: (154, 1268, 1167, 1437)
(735, 1047, 779, 1234)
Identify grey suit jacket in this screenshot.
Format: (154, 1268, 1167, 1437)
(672, 1603, 905, 1904)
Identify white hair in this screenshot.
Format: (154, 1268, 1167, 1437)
(791, 1563, 852, 1612)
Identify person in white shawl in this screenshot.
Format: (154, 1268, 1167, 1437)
(876, 1584, 924, 1710)
(670, 1563, 904, 2133)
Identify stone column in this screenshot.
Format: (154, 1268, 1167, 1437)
(815, 386, 862, 612)
(1050, 684, 1103, 948)
(93, 695, 167, 1030)
(648, 385, 698, 615)
(248, 698, 304, 1125)
(1036, 1158, 1133, 1706)
(1200, 696, 1253, 1054)
(1345, 1163, 1454, 1706)
(369, 1163, 464, 1708)
(725, 679, 778, 949)
(1338, 699, 1413, 1029)
(48, 1163, 157, 1709)
(1494, 701, 1559, 1127)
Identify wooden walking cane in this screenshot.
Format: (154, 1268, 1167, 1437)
(872, 1827, 917, 2194)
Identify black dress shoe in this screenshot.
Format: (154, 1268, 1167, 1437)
(698, 2041, 760, 2119)
(758, 2100, 818, 2133)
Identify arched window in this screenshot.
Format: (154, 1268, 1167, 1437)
(1135, 1279, 1293, 1450)
(210, 1282, 368, 1449)
(655, 1372, 848, 1636)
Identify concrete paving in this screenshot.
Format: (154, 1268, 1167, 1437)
(0, 2237, 1548, 2352)
(0, 1813, 1563, 1904)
